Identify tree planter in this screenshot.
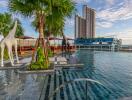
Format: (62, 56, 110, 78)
(18, 63, 55, 74)
(0, 63, 28, 70)
(18, 69, 54, 74)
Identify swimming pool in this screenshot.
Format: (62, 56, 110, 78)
(0, 50, 132, 100)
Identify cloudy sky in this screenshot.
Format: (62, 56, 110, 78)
(0, 0, 132, 44)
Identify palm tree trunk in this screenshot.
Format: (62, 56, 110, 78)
(31, 13, 49, 67)
(31, 38, 38, 62)
(38, 13, 49, 65)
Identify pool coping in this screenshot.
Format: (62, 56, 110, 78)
(55, 63, 84, 69)
(0, 63, 29, 70)
(18, 69, 55, 74)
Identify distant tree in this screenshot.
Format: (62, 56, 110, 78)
(12, 19, 24, 37)
(0, 13, 12, 36)
(0, 13, 24, 37)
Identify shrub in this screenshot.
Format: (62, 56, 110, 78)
(29, 47, 49, 70)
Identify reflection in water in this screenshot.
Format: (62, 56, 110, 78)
(0, 70, 46, 100)
(0, 70, 22, 100)
(5, 70, 12, 85)
(0, 72, 7, 100)
(1, 51, 132, 100)
(75, 50, 95, 78)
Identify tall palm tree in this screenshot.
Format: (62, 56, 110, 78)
(31, 0, 75, 46)
(45, 0, 75, 52)
(9, 0, 75, 69)
(9, 0, 53, 69)
(0, 13, 24, 37)
(31, 0, 75, 37)
(46, 0, 75, 37)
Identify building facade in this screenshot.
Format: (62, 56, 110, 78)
(75, 5, 95, 39)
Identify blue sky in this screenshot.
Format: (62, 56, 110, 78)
(0, 0, 132, 44)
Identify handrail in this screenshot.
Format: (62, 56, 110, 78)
(48, 78, 103, 100)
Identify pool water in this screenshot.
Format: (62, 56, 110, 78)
(1, 50, 132, 100)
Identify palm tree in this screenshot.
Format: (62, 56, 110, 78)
(9, 0, 53, 69)
(0, 13, 12, 36)
(13, 19, 24, 37)
(31, 0, 75, 37)
(46, 0, 75, 37)
(31, 0, 75, 45)
(9, 0, 75, 69)
(0, 13, 24, 37)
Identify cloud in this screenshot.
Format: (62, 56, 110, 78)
(24, 29, 38, 38)
(97, 28, 132, 44)
(65, 18, 74, 27)
(64, 18, 75, 38)
(105, 0, 115, 5)
(97, 0, 132, 21)
(66, 33, 74, 39)
(12, 14, 23, 21)
(114, 29, 132, 45)
(0, 0, 8, 8)
(117, 29, 132, 38)
(72, 0, 90, 4)
(96, 0, 132, 28)
(96, 21, 113, 28)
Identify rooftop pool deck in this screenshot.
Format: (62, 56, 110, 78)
(1, 50, 132, 100)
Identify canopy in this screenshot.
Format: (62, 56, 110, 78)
(46, 37, 62, 40)
(46, 37, 74, 40)
(16, 36, 35, 39)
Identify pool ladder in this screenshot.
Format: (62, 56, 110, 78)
(48, 78, 104, 100)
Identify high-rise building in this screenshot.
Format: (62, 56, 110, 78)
(75, 15, 86, 38)
(75, 5, 95, 39)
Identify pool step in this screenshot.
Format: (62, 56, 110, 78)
(39, 70, 105, 100)
(40, 70, 89, 100)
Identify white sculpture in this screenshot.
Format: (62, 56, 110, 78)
(0, 33, 4, 41)
(0, 20, 19, 67)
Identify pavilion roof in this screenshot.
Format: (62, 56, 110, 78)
(16, 36, 35, 39)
